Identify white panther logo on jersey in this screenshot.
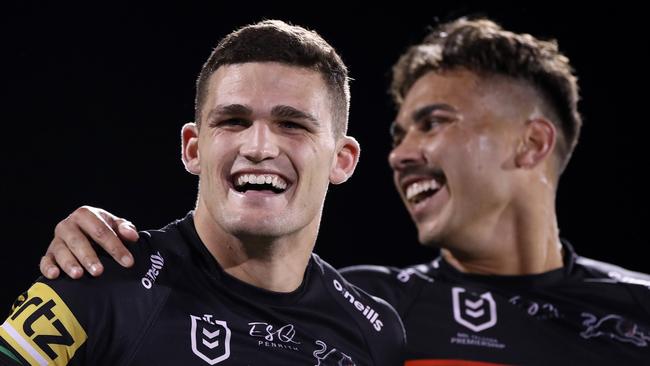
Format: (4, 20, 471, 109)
(312, 340, 355, 365)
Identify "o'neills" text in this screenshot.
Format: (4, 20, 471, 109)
(332, 279, 383, 331)
(141, 251, 164, 289)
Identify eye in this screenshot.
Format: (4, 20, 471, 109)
(390, 123, 404, 148)
(419, 116, 446, 132)
(391, 133, 404, 148)
(210, 118, 250, 129)
(279, 121, 306, 130)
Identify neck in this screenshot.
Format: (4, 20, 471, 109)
(441, 233, 563, 276)
(442, 182, 563, 275)
(193, 205, 316, 293)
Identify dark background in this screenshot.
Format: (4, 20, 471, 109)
(2, 2, 647, 307)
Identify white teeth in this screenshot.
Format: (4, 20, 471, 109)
(237, 175, 246, 187)
(405, 179, 441, 201)
(234, 174, 288, 191)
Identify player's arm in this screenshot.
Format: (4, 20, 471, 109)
(40, 206, 138, 280)
(0, 281, 91, 365)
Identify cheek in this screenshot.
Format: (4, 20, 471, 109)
(290, 138, 335, 173)
(457, 129, 505, 170)
(442, 133, 507, 199)
(460, 137, 514, 203)
(198, 145, 217, 171)
(469, 135, 499, 172)
(199, 141, 233, 180)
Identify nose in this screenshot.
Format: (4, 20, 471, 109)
(388, 130, 426, 172)
(240, 121, 280, 162)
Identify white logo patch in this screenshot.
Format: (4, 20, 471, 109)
(452, 287, 497, 332)
(190, 314, 231, 364)
(580, 312, 650, 347)
(248, 321, 300, 351)
(141, 251, 164, 289)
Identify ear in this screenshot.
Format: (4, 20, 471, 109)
(515, 118, 556, 169)
(181, 122, 201, 175)
(329, 136, 360, 185)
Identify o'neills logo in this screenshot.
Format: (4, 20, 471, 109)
(141, 251, 164, 289)
(332, 279, 383, 332)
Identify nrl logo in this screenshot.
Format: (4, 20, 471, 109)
(190, 314, 231, 365)
(452, 287, 497, 332)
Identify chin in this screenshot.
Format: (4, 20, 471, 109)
(221, 214, 279, 234)
(416, 222, 447, 248)
(233, 222, 288, 237)
(418, 235, 441, 248)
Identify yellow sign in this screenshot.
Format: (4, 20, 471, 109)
(0, 282, 87, 365)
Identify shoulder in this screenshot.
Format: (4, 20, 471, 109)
(574, 255, 650, 317)
(0, 246, 170, 365)
(108, 215, 197, 291)
(340, 262, 435, 286)
(0, 223, 186, 365)
(339, 262, 434, 311)
(575, 255, 650, 288)
(311, 255, 406, 357)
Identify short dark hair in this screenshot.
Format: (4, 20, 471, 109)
(195, 20, 350, 137)
(391, 17, 582, 173)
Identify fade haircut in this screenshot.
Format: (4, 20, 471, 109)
(195, 20, 350, 137)
(391, 17, 582, 173)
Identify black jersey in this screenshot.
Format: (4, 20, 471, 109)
(342, 242, 650, 366)
(0, 214, 405, 365)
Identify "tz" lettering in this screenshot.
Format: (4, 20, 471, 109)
(11, 297, 74, 360)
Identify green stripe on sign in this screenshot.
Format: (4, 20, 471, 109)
(0, 344, 22, 365)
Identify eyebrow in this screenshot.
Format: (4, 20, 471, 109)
(207, 104, 253, 120)
(390, 103, 458, 137)
(411, 103, 458, 123)
(205, 104, 319, 126)
(271, 105, 320, 127)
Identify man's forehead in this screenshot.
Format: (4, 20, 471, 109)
(404, 70, 479, 102)
(397, 69, 536, 123)
(204, 63, 330, 112)
(208, 62, 324, 89)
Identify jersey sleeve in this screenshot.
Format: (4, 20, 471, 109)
(0, 279, 90, 366)
(0, 232, 169, 366)
(314, 257, 407, 365)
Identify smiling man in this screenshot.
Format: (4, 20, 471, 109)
(342, 18, 650, 364)
(0, 20, 405, 365)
